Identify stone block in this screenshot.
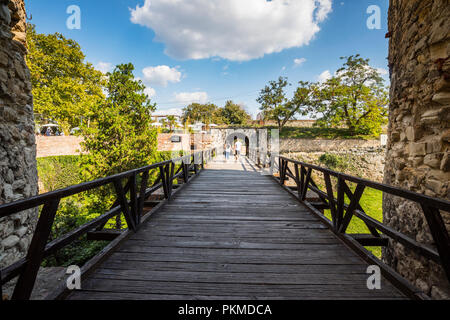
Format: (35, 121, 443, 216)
(14, 226, 27, 237)
(410, 142, 427, 156)
(426, 179, 444, 194)
(423, 153, 442, 168)
(442, 129, 450, 143)
(18, 237, 28, 251)
(432, 92, 450, 105)
(430, 42, 448, 60)
(0, 4, 11, 25)
(405, 126, 415, 141)
(0, 50, 8, 67)
(441, 153, 450, 171)
(426, 139, 442, 153)
(1, 235, 19, 249)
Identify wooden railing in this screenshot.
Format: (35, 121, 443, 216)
(0, 148, 216, 300)
(248, 150, 450, 299)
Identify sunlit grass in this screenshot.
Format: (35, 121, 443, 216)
(323, 187, 383, 258)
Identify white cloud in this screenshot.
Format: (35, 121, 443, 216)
(144, 87, 156, 98)
(174, 92, 209, 105)
(294, 58, 307, 67)
(376, 68, 389, 75)
(142, 65, 182, 87)
(318, 70, 332, 82)
(96, 61, 113, 74)
(316, 0, 333, 21)
(130, 0, 333, 62)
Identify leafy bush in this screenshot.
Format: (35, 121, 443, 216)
(42, 199, 107, 267)
(318, 153, 350, 171)
(38, 150, 183, 267)
(37, 155, 82, 193)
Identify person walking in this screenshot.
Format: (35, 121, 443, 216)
(225, 143, 231, 162)
(234, 139, 242, 161)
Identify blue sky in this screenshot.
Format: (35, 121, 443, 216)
(26, 0, 390, 119)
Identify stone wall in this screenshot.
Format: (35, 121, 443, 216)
(0, 0, 38, 268)
(157, 133, 191, 152)
(36, 136, 84, 158)
(383, 0, 450, 299)
(280, 138, 382, 153)
(249, 120, 317, 128)
(285, 147, 386, 183)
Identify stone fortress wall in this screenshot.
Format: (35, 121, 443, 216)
(0, 0, 38, 268)
(383, 0, 450, 299)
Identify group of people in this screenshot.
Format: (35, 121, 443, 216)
(224, 140, 243, 162)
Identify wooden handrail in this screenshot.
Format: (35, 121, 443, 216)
(247, 150, 450, 293)
(0, 148, 216, 300)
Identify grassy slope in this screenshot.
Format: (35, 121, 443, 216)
(275, 126, 377, 140)
(323, 188, 383, 257)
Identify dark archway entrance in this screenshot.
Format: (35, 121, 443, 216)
(225, 132, 251, 157)
(245, 137, 250, 156)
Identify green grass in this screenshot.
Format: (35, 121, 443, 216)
(324, 187, 383, 257)
(277, 126, 377, 140)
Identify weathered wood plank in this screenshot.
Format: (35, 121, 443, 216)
(66, 159, 406, 300)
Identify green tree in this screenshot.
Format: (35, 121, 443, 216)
(182, 103, 223, 125)
(166, 115, 177, 132)
(309, 55, 389, 135)
(80, 63, 158, 181)
(257, 77, 311, 132)
(26, 24, 105, 133)
(219, 101, 251, 125)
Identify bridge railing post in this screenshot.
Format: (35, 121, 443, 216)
(12, 199, 61, 300)
(137, 170, 149, 226)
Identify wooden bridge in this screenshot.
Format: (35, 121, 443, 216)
(1, 150, 449, 300)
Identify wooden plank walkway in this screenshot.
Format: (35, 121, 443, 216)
(67, 157, 406, 300)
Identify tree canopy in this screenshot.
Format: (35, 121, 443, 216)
(26, 24, 105, 133)
(182, 103, 223, 125)
(256, 55, 389, 136)
(257, 77, 311, 132)
(309, 55, 389, 135)
(80, 63, 158, 181)
(219, 101, 251, 125)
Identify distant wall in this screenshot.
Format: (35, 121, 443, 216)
(285, 149, 386, 183)
(36, 136, 84, 158)
(250, 120, 317, 128)
(280, 138, 382, 153)
(157, 133, 190, 152)
(35, 133, 220, 158)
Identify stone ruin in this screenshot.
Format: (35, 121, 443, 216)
(0, 0, 38, 269)
(383, 0, 450, 299)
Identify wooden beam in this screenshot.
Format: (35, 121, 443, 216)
(87, 230, 123, 241)
(350, 234, 389, 247)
